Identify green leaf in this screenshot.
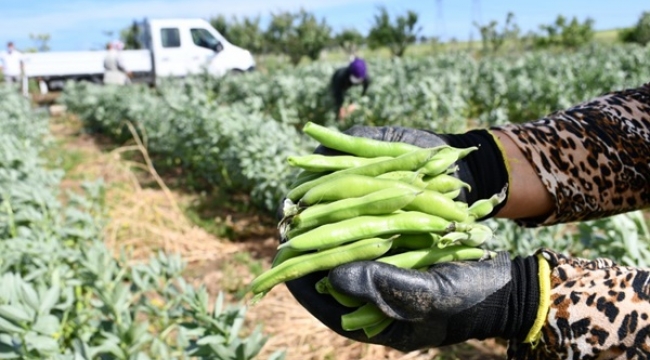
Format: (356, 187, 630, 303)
(38, 285, 60, 316)
(32, 315, 59, 336)
(20, 284, 39, 312)
(0, 318, 25, 334)
(24, 332, 58, 353)
(0, 305, 31, 324)
(196, 335, 225, 346)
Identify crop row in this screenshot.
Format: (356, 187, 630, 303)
(0, 85, 281, 360)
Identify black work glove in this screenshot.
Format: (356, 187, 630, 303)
(286, 252, 541, 352)
(283, 125, 523, 352)
(313, 125, 510, 213)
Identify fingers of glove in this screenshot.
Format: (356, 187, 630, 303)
(284, 270, 442, 352)
(284, 270, 370, 342)
(328, 253, 513, 321)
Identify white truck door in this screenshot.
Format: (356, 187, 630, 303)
(188, 27, 225, 74)
(189, 19, 256, 77)
(148, 18, 255, 79)
(152, 26, 186, 77)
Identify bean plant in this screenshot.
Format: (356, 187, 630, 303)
(0, 86, 284, 360)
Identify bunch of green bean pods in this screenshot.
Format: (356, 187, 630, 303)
(249, 122, 505, 338)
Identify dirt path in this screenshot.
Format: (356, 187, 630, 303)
(48, 110, 506, 360)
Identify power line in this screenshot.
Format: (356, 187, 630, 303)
(435, 0, 446, 40)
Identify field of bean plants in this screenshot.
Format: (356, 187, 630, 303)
(1, 41, 649, 359)
(0, 86, 282, 359)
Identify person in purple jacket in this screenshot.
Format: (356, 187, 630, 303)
(330, 57, 371, 120)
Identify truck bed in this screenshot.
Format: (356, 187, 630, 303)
(22, 50, 152, 78)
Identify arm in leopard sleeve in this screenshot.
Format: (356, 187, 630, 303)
(494, 83, 650, 227)
(508, 249, 650, 360)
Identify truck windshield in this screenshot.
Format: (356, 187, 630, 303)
(191, 28, 220, 50)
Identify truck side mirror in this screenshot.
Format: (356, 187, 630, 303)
(214, 42, 224, 53)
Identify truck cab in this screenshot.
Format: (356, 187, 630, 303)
(142, 18, 256, 79)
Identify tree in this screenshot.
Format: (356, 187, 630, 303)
(334, 28, 365, 55)
(27, 33, 51, 52)
(265, 11, 296, 55)
(619, 11, 650, 45)
(210, 15, 229, 38)
(264, 9, 331, 65)
(293, 10, 331, 62)
(533, 15, 595, 49)
(367, 7, 421, 57)
(120, 22, 142, 50)
(473, 12, 520, 54)
(228, 16, 265, 54)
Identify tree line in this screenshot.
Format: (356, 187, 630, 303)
(23, 9, 650, 60)
(207, 6, 421, 65)
(205, 9, 650, 61)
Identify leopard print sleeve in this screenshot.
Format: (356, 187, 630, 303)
(508, 249, 650, 359)
(494, 83, 650, 227)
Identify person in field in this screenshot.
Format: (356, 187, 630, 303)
(0, 41, 25, 87)
(103, 40, 132, 86)
(330, 57, 371, 120)
(284, 82, 650, 359)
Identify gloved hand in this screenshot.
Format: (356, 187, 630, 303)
(313, 125, 510, 214)
(286, 252, 544, 352)
(282, 125, 532, 352)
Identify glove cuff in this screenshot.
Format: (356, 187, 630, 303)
(441, 254, 540, 345)
(440, 129, 509, 218)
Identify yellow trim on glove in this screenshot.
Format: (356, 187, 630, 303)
(523, 253, 551, 345)
(486, 129, 512, 197)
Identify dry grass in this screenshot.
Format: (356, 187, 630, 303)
(51, 114, 237, 263)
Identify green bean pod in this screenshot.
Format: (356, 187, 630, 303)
(459, 223, 495, 247)
(377, 245, 494, 269)
(299, 174, 420, 206)
(420, 146, 478, 176)
(341, 303, 386, 331)
(468, 188, 508, 221)
(403, 188, 468, 222)
(292, 187, 420, 231)
(287, 148, 439, 202)
(279, 212, 467, 252)
(391, 233, 440, 250)
(436, 231, 470, 248)
(297, 174, 467, 222)
(315, 277, 364, 308)
(423, 173, 472, 193)
(289, 170, 325, 189)
(442, 188, 462, 200)
(288, 154, 393, 172)
(250, 237, 393, 297)
(302, 121, 426, 157)
(376, 171, 428, 188)
(363, 317, 394, 338)
(271, 247, 304, 268)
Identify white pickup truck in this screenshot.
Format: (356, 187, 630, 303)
(21, 18, 256, 92)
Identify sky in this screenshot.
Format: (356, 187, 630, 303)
(0, 0, 648, 51)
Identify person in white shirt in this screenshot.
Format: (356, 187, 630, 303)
(103, 40, 132, 85)
(0, 42, 25, 85)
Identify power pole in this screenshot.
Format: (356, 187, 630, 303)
(470, 0, 482, 44)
